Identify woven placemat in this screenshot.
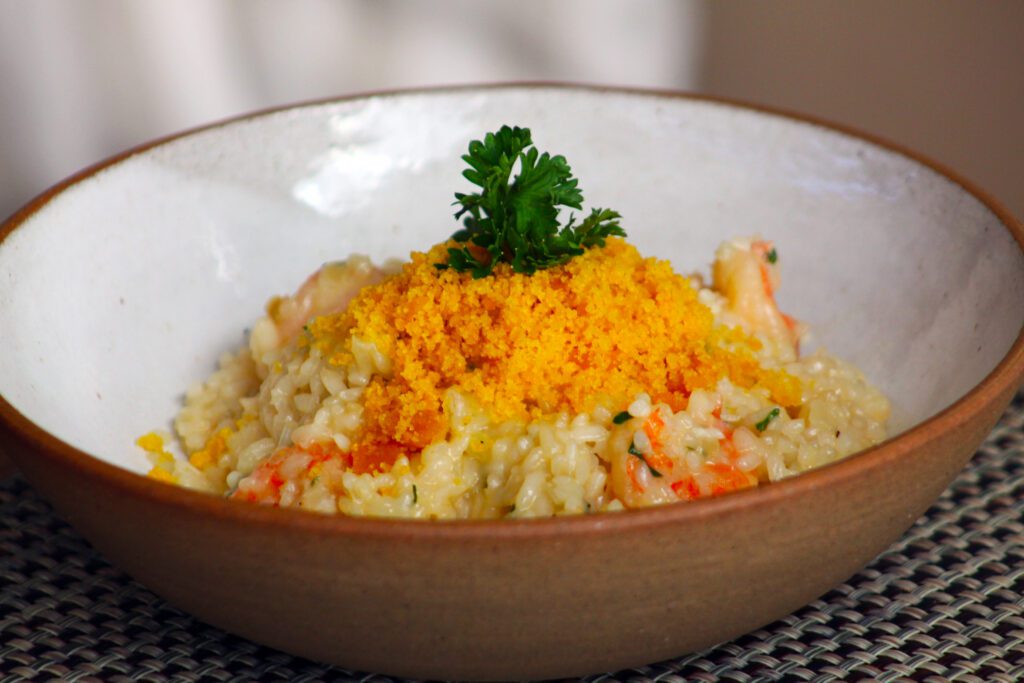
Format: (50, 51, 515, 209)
(2, 393, 1022, 683)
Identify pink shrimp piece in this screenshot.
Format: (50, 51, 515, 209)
(712, 238, 805, 359)
(249, 256, 389, 357)
(231, 443, 347, 506)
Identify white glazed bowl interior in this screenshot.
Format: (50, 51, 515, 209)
(2, 86, 1022, 476)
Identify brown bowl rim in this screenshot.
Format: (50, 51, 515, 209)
(1, 82, 1022, 541)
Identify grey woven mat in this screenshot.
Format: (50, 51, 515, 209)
(2, 394, 1023, 683)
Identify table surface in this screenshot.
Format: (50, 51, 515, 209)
(2, 392, 1022, 683)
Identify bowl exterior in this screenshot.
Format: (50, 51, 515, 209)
(3, 378, 1015, 680)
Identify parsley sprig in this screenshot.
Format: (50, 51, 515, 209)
(439, 125, 625, 278)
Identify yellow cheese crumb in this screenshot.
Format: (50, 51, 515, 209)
(188, 451, 212, 470)
(188, 427, 232, 471)
(146, 466, 177, 484)
(137, 431, 177, 472)
(136, 432, 165, 453)
(308, 238, 800, 448)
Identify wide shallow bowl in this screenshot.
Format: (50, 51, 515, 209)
(1, 85, 1023, 680)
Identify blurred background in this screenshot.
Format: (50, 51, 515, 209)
(0, 0, 1022, 221)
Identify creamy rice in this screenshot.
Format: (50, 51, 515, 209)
(141, 237, 890, 518)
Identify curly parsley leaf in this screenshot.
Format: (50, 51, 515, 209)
(439, 125, 625, 278)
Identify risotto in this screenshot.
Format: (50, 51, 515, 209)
(139, 127, 889, 519)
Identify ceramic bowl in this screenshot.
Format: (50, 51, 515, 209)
(1, 85, 1022, 680)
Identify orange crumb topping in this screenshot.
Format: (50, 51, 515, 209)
(308, 238, 800, 449)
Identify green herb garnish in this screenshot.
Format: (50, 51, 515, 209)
(612, 410, 632, 425)
(755, 407, 781, 432)
(412, 484, 418, 504)
(629, 440, 663, 477)
(438, 125, 625, 278)
(766, 248, 778, 264)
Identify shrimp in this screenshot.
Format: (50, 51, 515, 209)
(249, 256, 390, 359)
(231, 443, 343, 506)
(610, 406, 758, 507)
(610, 444, 678, 507)
(231, 440, 409, 507)
(610, 408, 677, 507)
(712, 238, 805, 360)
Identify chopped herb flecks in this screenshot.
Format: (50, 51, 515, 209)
(629, 440, 663, 477)
(612, 410, 632, 425)
(766, 248, 778, 264)
(755, 407, 781, 432)
(412, 484, 418, 504)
